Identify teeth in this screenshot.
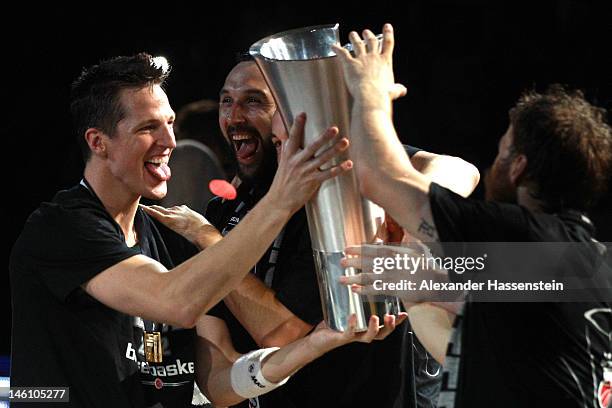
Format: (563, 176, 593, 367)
(146, 157, 169, 165)
(232, 134, 253, 141)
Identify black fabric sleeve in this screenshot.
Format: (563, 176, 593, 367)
(204, 196, 225, 230)
(23, 204, 140, 302)
(404, 144, 422, 158)
(273, 215, 323, 326)
(151, 218, 199, 265)
(206, 301, 225, 320)
(428, 182, 530, 242)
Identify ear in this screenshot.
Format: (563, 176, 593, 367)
(509, 154, 527, 186)
(84, 128, 108, 158)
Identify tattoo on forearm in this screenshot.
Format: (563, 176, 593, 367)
(417, 218, 439, 241)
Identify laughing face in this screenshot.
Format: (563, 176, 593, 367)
(104, 84, 176, 200)
(219, 61, 277, 184)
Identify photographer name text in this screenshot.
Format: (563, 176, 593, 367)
(373, 279, 564, 292)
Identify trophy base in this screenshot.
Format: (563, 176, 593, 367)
(312, 250, 401, 332)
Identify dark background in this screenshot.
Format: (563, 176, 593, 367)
(3, 1, 611, 357)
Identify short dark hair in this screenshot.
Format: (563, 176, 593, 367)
(509, 85, 612, 211)
(70, 53, 171, 161)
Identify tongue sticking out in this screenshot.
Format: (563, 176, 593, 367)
(236, 139, 258, 160)
(145, 162, 172, 181)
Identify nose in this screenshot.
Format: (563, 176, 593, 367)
(225, 102, 247, 125)
(159, 123, 177, 149)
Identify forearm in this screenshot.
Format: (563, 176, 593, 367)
(350, 101, 410, 181)
(202, 332, 326, 406)
(199, 311, 389, 405)
(192, 224, 223, 250)
(416, 154, 480, 198)
(196, 335, 241, 407)
(224, 274, 313, 347)
(142, 204, 223, 250)
(163, 195, 293, 327)
(407, 303, 455, 364)
(260, 334, 325, 382)
(349, 101, 438, 242)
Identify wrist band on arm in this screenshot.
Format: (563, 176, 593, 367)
(230, 347, 291, 399)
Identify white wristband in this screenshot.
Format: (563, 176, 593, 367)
(230, 347, 291, 399)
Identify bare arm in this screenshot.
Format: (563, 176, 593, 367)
(354, 111, 438, 242)
(340, 240, 463, 365)
(139, 207, 315, 346)
(140, 204, 223, 250)
(411, 151, 480, 198)
(84, 115, 352, 328)
(84, 196, 292, 328)
(195, 315, 240, 405)
(407, 303, 455, 364)
(334, 26, 477, 364)
(223, 274, 314, 347)
(195, 313, 402, 407)
(334, 25, 439, 242)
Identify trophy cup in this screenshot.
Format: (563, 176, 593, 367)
(250, 24, 401, 331)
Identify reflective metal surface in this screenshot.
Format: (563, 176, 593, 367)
(250, 24, 400, 332)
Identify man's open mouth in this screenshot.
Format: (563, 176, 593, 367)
(232, 133, 260, 162)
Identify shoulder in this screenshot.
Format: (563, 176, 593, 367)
(13, 185, 122, 259)
(429, 183, 531, 241)
(55, 186, 119, 235)
(429, 183, 593, 242)
(526, 210, 596, 242)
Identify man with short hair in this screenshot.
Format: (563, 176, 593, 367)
(161, 55, 479, 408)
(10, 52, 393, 408)
(335, 24, 612, 408)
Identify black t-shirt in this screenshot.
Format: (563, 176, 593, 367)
(428, 182, 612, 408)
(204, 145, 437, 408)
(10, 182, 199, 407)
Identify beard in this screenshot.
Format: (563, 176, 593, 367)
(484, 156, 517, 203)
(227, 123, 278, 188)
(236, 135, 278, 189)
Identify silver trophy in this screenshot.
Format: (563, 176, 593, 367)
(250, 24, 400, 331)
